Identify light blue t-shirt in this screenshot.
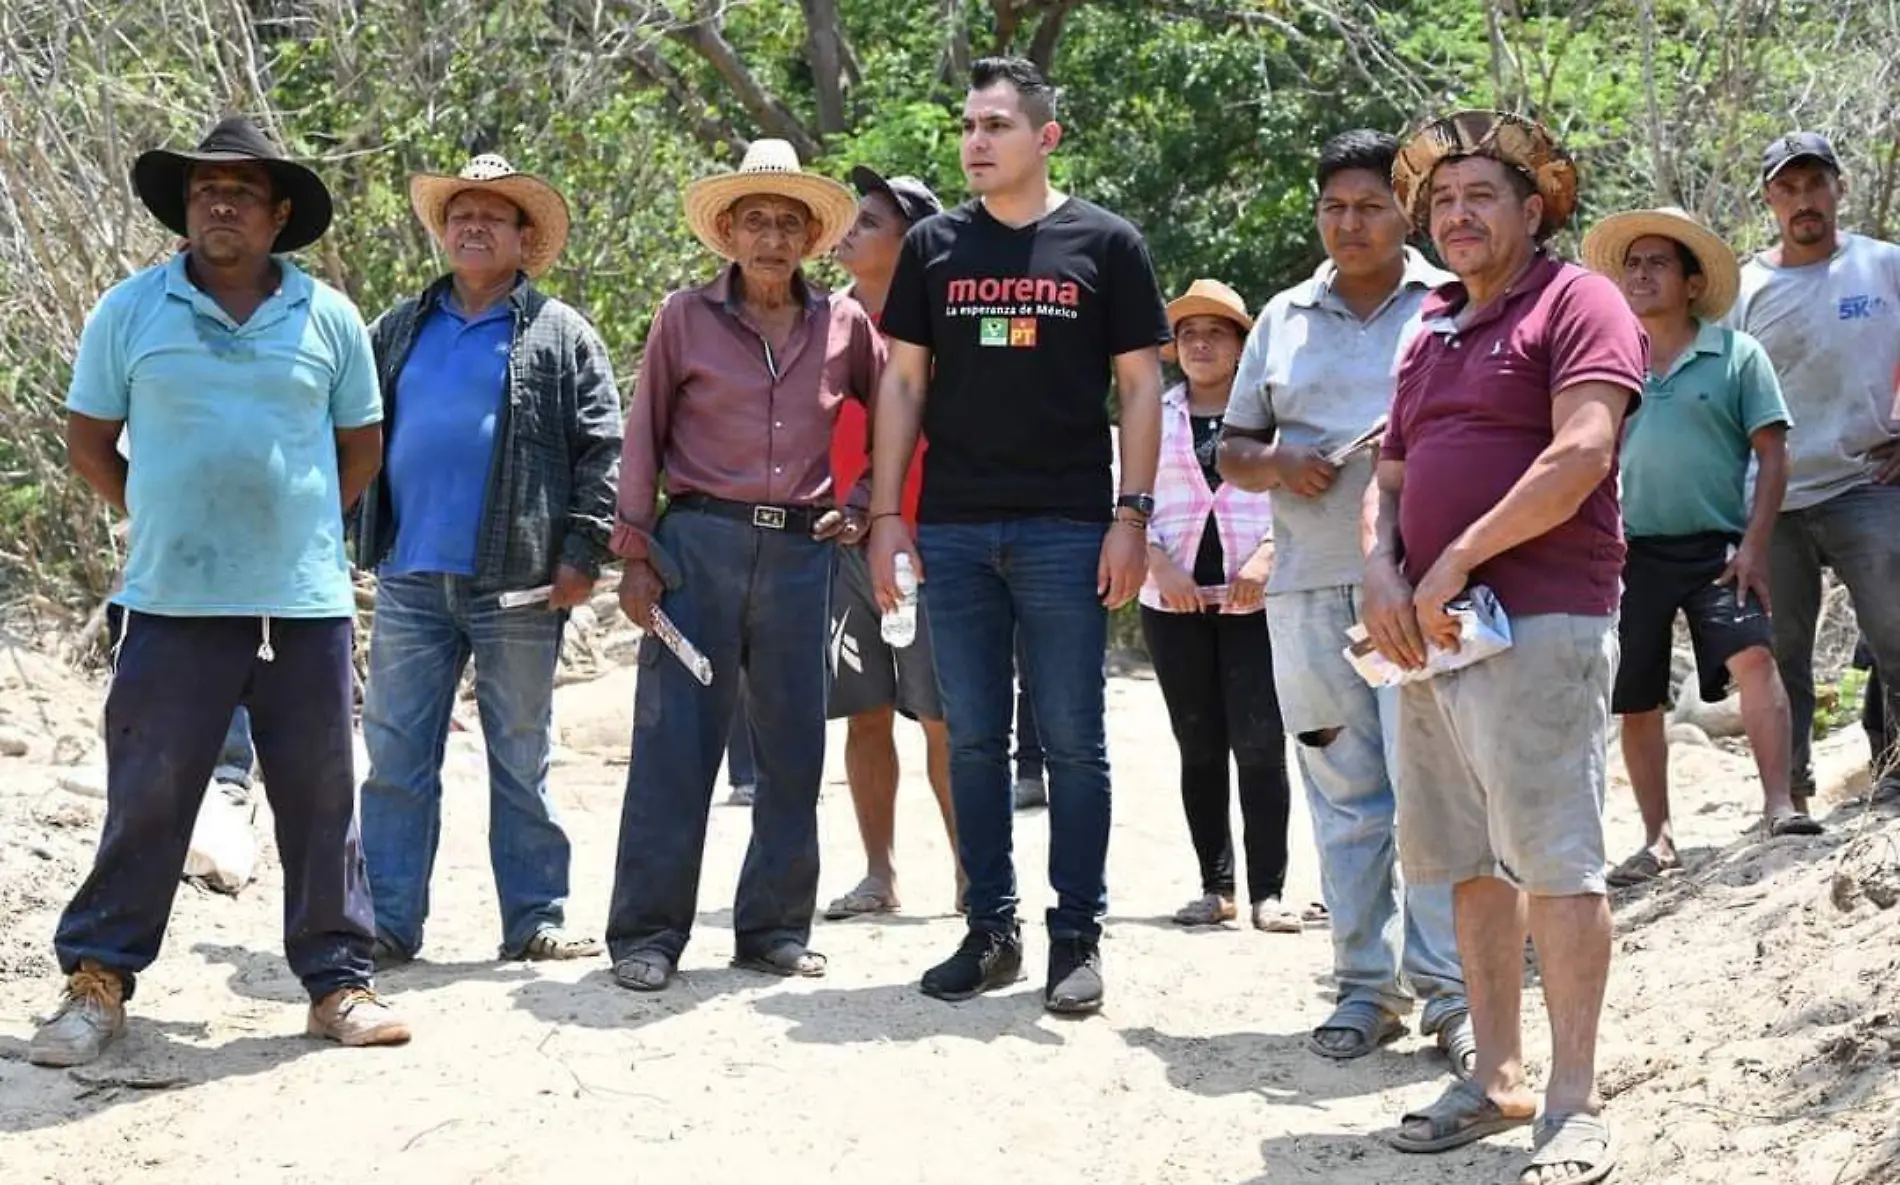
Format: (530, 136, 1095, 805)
(381, 294, 510, 577)
(1620, 321, 1792, 538)
(67, 253, 382, 618)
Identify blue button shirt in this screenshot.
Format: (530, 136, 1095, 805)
(66, 253, 381, 618)
(381, 293, 512, 577)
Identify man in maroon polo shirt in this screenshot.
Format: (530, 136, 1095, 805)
(1364, 112, 1646, 1185)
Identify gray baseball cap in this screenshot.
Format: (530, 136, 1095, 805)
(1762, 131, 1842, 183)
(849, 166, 943, 226)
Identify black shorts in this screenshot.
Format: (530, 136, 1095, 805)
(827, 545, 944, 722)
(1612, 532, 1773, 714)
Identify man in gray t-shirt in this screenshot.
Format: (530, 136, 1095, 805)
(1219, 130, 1469, 1077)
(1727, 132, 1900, 801)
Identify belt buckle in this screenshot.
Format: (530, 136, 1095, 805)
(751, 505, 787, 530)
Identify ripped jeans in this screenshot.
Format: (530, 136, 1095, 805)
(1266, 584, 1464, 1023)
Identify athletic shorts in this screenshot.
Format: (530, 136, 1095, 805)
(827, 545, 944, 722)
(1612, 532, 1772, 715)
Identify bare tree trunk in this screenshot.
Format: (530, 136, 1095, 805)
(938, 0, 971, 84)
(671, 15, 823, 160)
(1638, 0, 1679, 203)
(1027, 0, 1079, 73)
(800, 0, 850, 136)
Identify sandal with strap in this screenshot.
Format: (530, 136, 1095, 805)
(1425, 1005, 1478, 1080)
(1768, 810, 1824, 837)
(1306, 997, 1407, 1061)
(508, 929, 604, 961)
(1520, 1112, 1616, 1184)
(1172, 893, 1237, 926)
(1388, 1079, 1534, 1153)
(824, 878, 899, 920)
(1605, 848, 1677, 888)
(733, 941, 828, 978)
(611, 949, 676, 992)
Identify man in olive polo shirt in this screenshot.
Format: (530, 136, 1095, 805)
(1581, 206, 1814, 891)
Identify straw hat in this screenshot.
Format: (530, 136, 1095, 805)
(410, 154, 570, 278)
(1392, 110, 1578, 238)
(1580, 206, 1740, 321)
(1161, 278, 1253, 362)
(684, 139, 857, 261)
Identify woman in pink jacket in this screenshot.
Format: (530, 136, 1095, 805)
(1141, 280, 1295, 932)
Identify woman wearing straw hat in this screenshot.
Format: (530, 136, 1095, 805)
(353, 153, 623, 970)
(606, 140, 880, 992)
(1579, 205, 1814, 889)
(1140, 279, 1298, 934)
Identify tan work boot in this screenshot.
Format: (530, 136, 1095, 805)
(307, 987, 411, 1047)
(29, 961, 127, 1067)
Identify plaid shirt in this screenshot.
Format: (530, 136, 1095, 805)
(353, 273, 622, 592)
(1139, 383, 1274, 615)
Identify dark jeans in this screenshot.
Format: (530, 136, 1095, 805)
(920, 517, 1110, 942)
(1139, 606, 1291, 902)
(727, 682, 758, 790)
(359, 572, 572, 958)
(215, 707, 256, 788)
(1769, 482, 1900, 788)
(55, 611, 374, 1001)
(1013, 632, 1043, 782)
(607, 508, 832, 964)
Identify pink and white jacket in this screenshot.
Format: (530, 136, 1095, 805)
(1139, 383, 1274, 615)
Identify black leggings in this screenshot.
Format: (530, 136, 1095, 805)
(1139, 606, 1291, 902)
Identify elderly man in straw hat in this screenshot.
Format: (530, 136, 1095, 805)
(1364, 111, 1646, 1183)
(1581, 206, 1811, 890)
(34, 115, 406, 1068)
(353, 153, 622, 968)
(606, 139, 880, 992)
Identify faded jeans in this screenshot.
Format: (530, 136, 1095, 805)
(920, 517, 1111, 942)
(1266, 584, 1465, 1024)
(1770, 481, 1900, 789)
(360, 572, 572, 958)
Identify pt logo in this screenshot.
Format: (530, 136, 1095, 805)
(1009, 317, 1038, 347)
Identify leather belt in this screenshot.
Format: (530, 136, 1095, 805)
(670, 493, 825, 533)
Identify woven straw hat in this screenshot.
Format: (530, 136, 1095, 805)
(1392, 110, 1578, 238)
(1161, 278, 1253, 362)
(684, 139, 857, 261)
(1581, 206, 1740, 321)
(410, 154, 570, 278)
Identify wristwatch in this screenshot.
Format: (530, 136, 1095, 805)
(1115, 493, 1155, 519)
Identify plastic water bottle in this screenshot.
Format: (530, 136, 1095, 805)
(882, 552, 919, 648)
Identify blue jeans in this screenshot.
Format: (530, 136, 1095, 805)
(214, 706, 255, 788)
(607, 509, 832, 963)
(727, 682, 758, 789)
(1267, 585, 1464, 1023)
(360, 572, 571, 958)
(1770, 481, 1900, 787)
(1013, 632, 1043, 782)
(920, 517, 1110, 942)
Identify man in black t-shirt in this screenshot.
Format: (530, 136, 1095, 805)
(866, 56, 1168, 1015)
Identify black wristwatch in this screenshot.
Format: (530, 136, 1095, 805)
(1116, 493, 1155, 519)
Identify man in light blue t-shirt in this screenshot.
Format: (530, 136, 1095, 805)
(29, 117, 408, 1069)
(1582, 206, 1813, 891)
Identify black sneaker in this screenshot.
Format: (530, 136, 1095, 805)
(920, 925, 1023, 1001)
(1044, 937, 1103, 1015)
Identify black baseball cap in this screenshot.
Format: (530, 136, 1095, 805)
(849, 166, 943, 226)
(1762, 131, 1842, 183)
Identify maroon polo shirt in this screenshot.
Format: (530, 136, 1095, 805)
(1382, 253, 1648, 616)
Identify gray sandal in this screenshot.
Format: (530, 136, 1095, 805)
(1388, 1079, 1534, 1153)
(611, 950, 675, 992)
(733, 941, 828, 978)
(1430, 1006, 1478, 1080)
(1306, 998, 1407, 1060)
(1521, 1112, 1616, 1184)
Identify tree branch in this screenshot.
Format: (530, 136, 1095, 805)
(671, 10, 822, 159)
(800, 0, 850, 136)
(1027, 0, 1079, 73)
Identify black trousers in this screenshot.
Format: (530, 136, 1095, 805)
(1139, 606, 1290, 902)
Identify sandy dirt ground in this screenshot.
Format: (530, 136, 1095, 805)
(1, 636, 1898, 1185)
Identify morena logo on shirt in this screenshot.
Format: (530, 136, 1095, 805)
(948, 276, 1081, 306)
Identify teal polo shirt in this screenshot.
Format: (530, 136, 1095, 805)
(67, 253, 382, 618)
(1620, 320, 1792, 539)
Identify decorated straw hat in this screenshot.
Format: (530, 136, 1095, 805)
(410, 154, 570, 278)
(1581, 206, 1741, 321)
(1161, 279, 1253, 362)
(1392, 110, 1578, 238)
(684, 139, 857, 261)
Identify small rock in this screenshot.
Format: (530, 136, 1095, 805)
(0, 727, 29, 757)
(52, 734, 92, 765)
(1666, 722, 1714, 749)
(1831, 872, 1862, 912)
(57, 766, 108, 799)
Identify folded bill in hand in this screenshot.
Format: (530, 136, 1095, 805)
(1343, 584, 1513, 688)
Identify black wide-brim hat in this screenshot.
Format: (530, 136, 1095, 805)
(132, 115, 333, 253)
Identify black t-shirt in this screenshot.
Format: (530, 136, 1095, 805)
(1189, 413, 1225, 586)
(882, 197, 1170, 523)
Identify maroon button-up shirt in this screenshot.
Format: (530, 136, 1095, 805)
(612, 265, 884, 560)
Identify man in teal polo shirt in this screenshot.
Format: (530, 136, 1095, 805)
(1582, 207, 1815, 888)
(30, 117, 408, 1068)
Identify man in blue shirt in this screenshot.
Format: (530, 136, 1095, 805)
(353, 155, 622, 967)
(32, 117, 408, 1068)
